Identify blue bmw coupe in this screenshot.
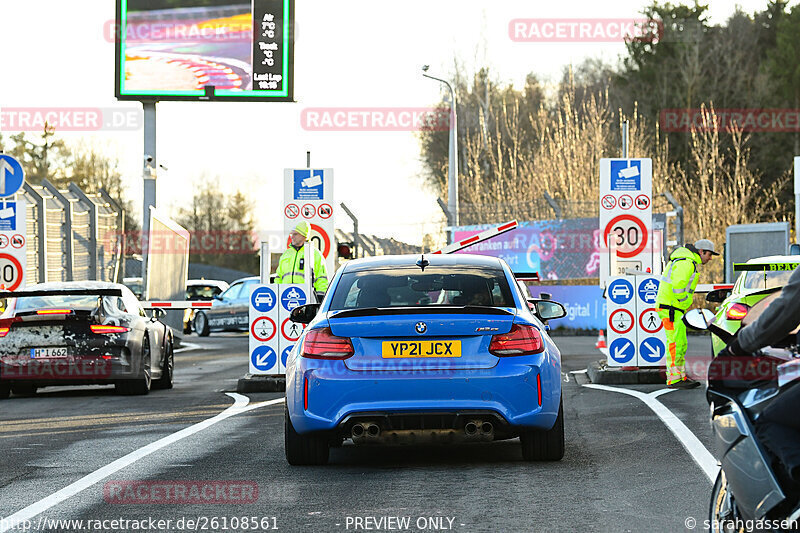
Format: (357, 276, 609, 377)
(284, 254, 567, 465)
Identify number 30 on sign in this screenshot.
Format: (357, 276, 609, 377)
(0, 253, 23, 291)
(604, 215, 648, 259)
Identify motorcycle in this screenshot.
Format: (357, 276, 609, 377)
(683, 308, 800, 532)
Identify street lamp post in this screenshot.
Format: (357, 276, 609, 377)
(422, 66, 458, 243)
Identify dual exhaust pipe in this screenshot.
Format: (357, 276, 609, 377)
(351, 422, 381, 440)
(464, 420, 493, 437)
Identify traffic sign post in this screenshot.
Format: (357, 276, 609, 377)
(249, 283, 309, 375)
(284, 169, 335, 278)
(0, 155, 25, 198)
(0, 199, 26, 292)
(605, 274, 667, 368)
(599, 159, 653, 286)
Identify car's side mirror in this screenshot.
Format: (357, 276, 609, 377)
(705, 289, 731, 303)
(682, 308, 715, 330)
(530, 299, 567, 321)
(290, 303, 321, 324)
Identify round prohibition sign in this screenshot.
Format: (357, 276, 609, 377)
(635, 195, 651, 210)
(604, 214, 649, 259)
(301, 204, 316, 219)
(318, 203, 333, 219)
(285, 203, 300, 219)
(10, 234, 25, 249)
(609, 308, 634, 335)
(618, 195, 633, 210)
(0, 235, 8, 248)
(282, 317, 304, 341)
(639, 308, 663, 334)
(601, 195, 616, 210)
(0, 253, 23, 291)
(250, 316, 276, 342)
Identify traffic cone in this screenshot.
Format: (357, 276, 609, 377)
(595, 330, 607, 349)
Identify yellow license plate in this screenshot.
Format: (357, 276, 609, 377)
(382, 341, 462, 358)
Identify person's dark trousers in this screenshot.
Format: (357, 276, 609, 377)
(756, 383, 800, 483)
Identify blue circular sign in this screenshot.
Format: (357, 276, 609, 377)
(639, 338, 665, 364)
(0, 155, 25, 198)
(282, 346, 293, 367)
(281, 286, 307, 311)
(251, 346, 277, 372)
(609, 338, 635, 364)
(251, 287, 276, 313)
(608, 278, 634, 305)
(637, 277, 660, 305)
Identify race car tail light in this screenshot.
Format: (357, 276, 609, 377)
(301, 327, 354, 359)
(90, 325, 131, 334)
(489, 324, 545, 356)
(37, 309, 71, 315)
(726, 303, 750, 321)
(0, 327, 9, 338)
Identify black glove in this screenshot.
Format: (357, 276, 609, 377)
(719, 337, 748, 358)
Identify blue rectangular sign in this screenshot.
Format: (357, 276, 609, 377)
(293, 170, 324, 200)
(610, 160, 641, 191)
(0, 202, 17, 231)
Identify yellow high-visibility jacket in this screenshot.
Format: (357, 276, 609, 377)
(274, 245, 328, 293)
(655, 245, 701, 312)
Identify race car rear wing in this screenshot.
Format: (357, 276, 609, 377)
(733, 262, 799, 272)
(0, 288, 123, 299)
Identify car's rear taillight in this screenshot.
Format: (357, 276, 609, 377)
(90, 325, 131, 334)
(0, 327, 9, 338)
(301, 327, 354, 359)
(37, 309, 71, 315)
(726, 303, 750, 321)
(489, 324, 545, 356)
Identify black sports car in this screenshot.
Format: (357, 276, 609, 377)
(0, 282, 174, 398)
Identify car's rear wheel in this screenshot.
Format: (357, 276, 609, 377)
(285, 407, 329, 465)
(194, 312, 210, 337)
(116, 335, 152, 395)
(153, 339, 174, 390)
(11, 384, 37, 396)
(520, 397, 564, 461)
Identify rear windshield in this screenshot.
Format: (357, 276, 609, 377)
(741, 269, 795, 291)
(2, 295, 100, 317)
(329, 267, 516, 310)
(187, 285, 223, 300)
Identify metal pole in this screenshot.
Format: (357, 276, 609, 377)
(260, 241, 270, 283)
(436, 197, 453, 245)
(340, 203, 359, 259)
(306, 151, 311, 168)
(142, 101, 157, 296)
(621, 120, 629, 159)
(423, 70, 458, 243)
(794, 157, 800, 243)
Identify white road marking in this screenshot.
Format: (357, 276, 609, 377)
(174, 341, 201, 353)
(583, 383, 719, 483)
(0, 394, 285, 532)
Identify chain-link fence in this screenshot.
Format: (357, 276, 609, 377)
(21, 180, 124, 285)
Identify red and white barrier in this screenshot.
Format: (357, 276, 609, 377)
(140, 301, 214, 309)
(695, 284, 734, 294)
(433, 220, 518, 255)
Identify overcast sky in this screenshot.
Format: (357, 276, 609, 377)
(0, 0, 784, 246)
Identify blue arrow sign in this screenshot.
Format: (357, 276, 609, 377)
(251, 346, 277, 372)
(639, 338, 665, 364)
(0, 155, 24, 198)
(638, 277, 659, 305)
(281, 286, 306, 311)
(282, 345, 293, 367)
(609, 338, 635, 364)
(251, 286, 276, 313)
(608, 278, 634, 305)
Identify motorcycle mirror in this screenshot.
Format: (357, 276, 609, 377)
(683, 308, 716, 330)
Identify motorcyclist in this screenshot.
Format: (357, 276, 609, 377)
(721, 264, 800, 485)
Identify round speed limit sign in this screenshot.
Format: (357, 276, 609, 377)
(604, 215, 648, 259)
(0, 253, 23, 291)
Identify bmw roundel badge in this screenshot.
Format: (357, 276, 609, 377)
(415, 322, 427, 334)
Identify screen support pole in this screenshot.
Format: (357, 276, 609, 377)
(142, 100, 157, 298)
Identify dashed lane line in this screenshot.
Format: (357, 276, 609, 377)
(0, 394, 285, 533)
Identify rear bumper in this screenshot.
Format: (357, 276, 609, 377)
(287, 351, 561, 435)
(0, 355, 136, 385)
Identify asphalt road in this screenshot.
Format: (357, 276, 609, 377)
(0, 333, 717, 533)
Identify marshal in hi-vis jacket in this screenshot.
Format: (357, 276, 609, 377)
(655, 244, 701, 313)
